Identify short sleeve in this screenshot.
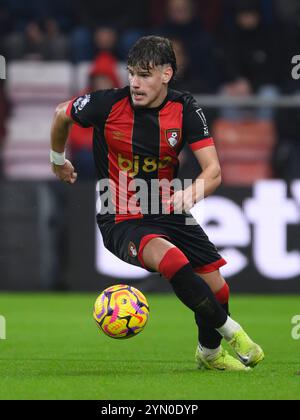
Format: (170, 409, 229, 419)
(183, 95, 215, 152)
(66, 89, 116, 128)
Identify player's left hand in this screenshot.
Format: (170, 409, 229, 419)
(167, 189, 195, 214)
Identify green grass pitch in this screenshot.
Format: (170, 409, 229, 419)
(0, 293, 299, 400)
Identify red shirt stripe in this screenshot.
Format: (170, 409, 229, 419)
(104, 97, 143, 223)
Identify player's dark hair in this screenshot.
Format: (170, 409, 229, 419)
(127, 36, 177, 81)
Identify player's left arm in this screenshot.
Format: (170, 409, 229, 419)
(191, 144, 222, 197)
(170, 146, 221, 212)
(170, 94, 222, 212)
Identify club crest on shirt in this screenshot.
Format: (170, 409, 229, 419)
(73, 94, 91, 114)
(128, 241, 138, 258)
(166, 129, 181, 148)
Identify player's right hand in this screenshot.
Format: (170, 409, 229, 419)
(51, 159, 78, 184)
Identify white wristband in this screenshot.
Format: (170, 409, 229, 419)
(50, 150, 66, 166)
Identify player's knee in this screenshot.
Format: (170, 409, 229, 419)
(158, 247, 190, 280)
(139, 236, 191, 278)
(139, 236, 175, 272)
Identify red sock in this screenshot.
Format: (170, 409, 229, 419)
(215, 283, 230, 305)
(158, 247, 189, 280)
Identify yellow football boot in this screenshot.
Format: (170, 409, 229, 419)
(228, 329, 265, 368)
(195, 346, 251, 372)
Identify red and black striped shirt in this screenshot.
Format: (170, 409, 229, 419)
(66, 86, 214, 224)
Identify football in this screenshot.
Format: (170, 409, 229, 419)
(93, 285, 150, 339)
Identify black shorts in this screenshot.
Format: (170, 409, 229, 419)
(98, 214, 227, 274)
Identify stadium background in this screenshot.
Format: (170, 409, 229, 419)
(1, 0, 300, 293)
(0, 0, 300, 402)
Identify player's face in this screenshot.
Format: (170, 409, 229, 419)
(128, 65, 173, 108)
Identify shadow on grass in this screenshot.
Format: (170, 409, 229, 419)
(0, 359, 199, 377)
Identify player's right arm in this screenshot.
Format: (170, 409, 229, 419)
(51, 89, 125, 183)
(50, 100, 78, 184)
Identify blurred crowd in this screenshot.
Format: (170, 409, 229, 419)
(1, 0, 300, 92)
(1, 0, 300, 180)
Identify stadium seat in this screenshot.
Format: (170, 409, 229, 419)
(4, 62, 74, 180)
(3, 105, 56, 180)
(212, 119, 277, 186)
(7, 62, 73, 103)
